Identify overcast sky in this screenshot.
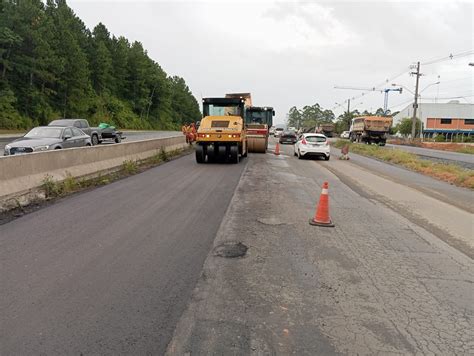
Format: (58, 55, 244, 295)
(69, 0, 473, 124)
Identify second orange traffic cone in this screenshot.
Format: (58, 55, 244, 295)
(274, 142, 280, 155)
(309, 181, 335, 227)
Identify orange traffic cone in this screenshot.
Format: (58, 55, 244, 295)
(274, 142, 280, 155)
(309, 181, 335, 227)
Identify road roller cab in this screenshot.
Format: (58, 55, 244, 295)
(195, 97, 248, 163)
(245, 106, 275, 153)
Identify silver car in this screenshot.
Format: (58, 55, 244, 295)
(4, 126, 92, 156)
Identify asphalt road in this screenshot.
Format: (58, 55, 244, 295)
(386, 143, 474, 169)
(0, 153, 246, 355)
(168, 139, 473, 354)
(0, 130, 181, 152)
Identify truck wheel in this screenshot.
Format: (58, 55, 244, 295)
(207, 145, 215, 163)
(196, 145, 205, 163)
(115, 134, 122, 143)
(218, 145, 227, 162)
(91, 134, 99, 146)
(230, 145, 239, 164)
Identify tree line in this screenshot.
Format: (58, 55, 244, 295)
(0, 0, 201, 130)
(287, 103, 401, 134)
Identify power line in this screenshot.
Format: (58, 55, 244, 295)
(421, 50, 474, 66)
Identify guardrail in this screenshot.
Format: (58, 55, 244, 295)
(0, 135, 186, 201)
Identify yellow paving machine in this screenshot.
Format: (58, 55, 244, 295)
(195, 97, 248, 163)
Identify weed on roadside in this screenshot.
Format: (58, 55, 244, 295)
(159, 148, 169, 162)
(122, 160, 138, 174)
(62, 173, 78, 193)
(41, 175, 62, 198)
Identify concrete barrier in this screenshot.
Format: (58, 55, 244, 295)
(0, 135, 186, 200)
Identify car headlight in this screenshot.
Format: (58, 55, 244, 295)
(34, 145, 49, 151)
(5, 144, 11, 150)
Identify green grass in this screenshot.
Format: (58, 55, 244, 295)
(333, 140, 474, 189)
(456, 146, 474, 154)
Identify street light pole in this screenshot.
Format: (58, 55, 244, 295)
(411, 62, 421, 139)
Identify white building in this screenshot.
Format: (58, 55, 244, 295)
(393, 101, 473, 126)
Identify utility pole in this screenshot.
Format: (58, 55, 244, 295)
(346, 99, 351, 130)
(411, 62, 421, 139)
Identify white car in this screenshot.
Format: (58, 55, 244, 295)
(340, 131, 350, 139)
(294, 133, 330, 160)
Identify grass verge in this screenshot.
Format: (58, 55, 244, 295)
(333, 140, 474, 189)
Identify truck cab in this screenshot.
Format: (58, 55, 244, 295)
(195, 97, 248, 163)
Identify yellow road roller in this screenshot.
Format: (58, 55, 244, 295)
(195, 97, 248, 164)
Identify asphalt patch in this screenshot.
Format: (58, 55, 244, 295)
(213, 242, 248, 258)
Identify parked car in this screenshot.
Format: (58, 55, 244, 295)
(340, 131, 350, 139)
(49, 119, 102, 145)
(279, 130, 297, 144)
(4, 126, 92, 156)
(48, 119, 124, 145)
(273, 127, 284, 137)
(294, 133, 330, 160)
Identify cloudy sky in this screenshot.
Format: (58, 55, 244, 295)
(69, 0, 473, 124)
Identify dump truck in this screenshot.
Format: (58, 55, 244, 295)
(349, 116, 392, 145)
(316, 123, 335, 137)
(195, 97, 248, 163)
(225, 93, 274, 153)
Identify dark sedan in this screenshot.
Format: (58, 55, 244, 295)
(4, 126, 92, 156)
(279, 130, 297, 144)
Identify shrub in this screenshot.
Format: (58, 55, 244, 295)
(41, 175, 62, 198)
(122, 160, 138, 174)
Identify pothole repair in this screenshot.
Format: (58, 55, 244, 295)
(257, 217, 286, 226)
(213, 242, 248, 258)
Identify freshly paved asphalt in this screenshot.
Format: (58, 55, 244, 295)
(0, 153, 246, 355)
(386, 143, 474, 169)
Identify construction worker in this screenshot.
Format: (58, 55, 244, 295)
(182, 122, 189, 143)
(340, 144, 350, 160)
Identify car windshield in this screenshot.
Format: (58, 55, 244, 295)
(49, 120, 73, 126)
(204, 104, 242, 117)
(282, 131, 295, 136)
(305, 135, 326, 143)
(24, 127, 62, 139)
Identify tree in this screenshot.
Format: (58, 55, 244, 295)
(396, 117, 422, 137)
(0, 0, 201, 130)
(287, 106, 302, 128)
